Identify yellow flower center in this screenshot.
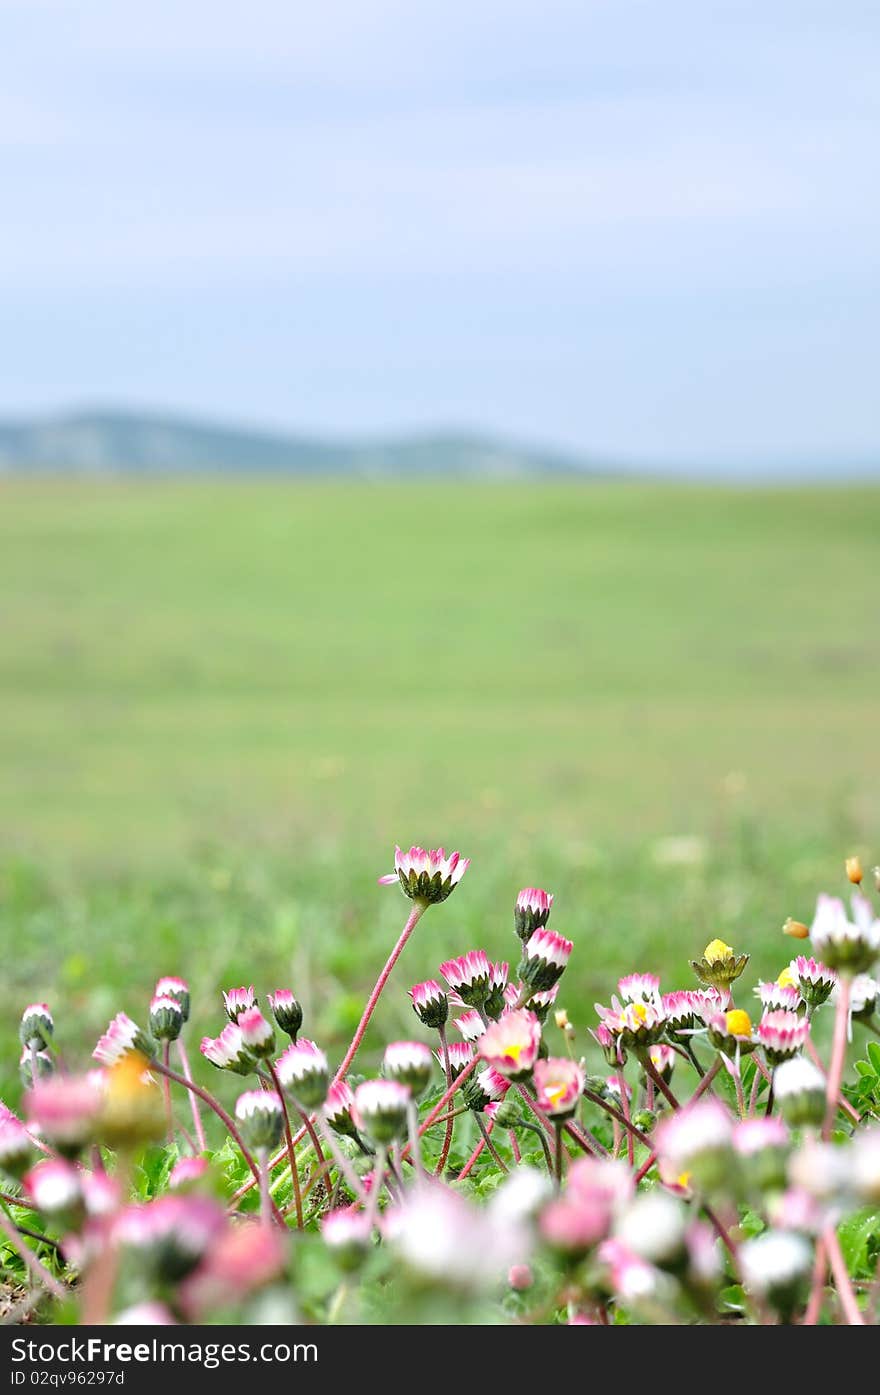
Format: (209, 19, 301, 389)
(677, 1170, 692, 1189)
(106, 1051, 153, 1104)
(703, 938, 734, 965)
(725, 1009, 752, 1037)
(777, 966, 796, 988)
(505, 1041, 525, 1063)
(545, 1080, 568, 1106)
(629, 1002, 648, 1024)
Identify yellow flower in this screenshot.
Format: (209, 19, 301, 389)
(703, 938, 734, 965)
(725, 1009, 752, 1037)
(777, 965, 797, 988)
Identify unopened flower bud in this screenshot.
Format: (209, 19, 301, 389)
(235, 1090, 284, 1153)
(19, 1004, 54, 1052)
(783, 918, 810, 940)
(149, 995, 183, 1042)
(846, 855, 863, 885)
(354, 1080, 410, 1145)
(236, 1008, 276, 1060)
(154, 977, 190, 1022)
(267, 990, 303, 1041)
(409, 980, 449, 1029)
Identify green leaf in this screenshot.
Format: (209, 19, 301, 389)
(854, 1059, 877, 1078)
(837, 1207, 880, 1276)
(867, 1041, 880, 1075)
(719, 1283, 747, 1312)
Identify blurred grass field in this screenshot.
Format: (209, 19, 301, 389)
(1, 477, 878, 1105)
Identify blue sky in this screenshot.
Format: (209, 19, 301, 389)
(2, 1, 879, 470)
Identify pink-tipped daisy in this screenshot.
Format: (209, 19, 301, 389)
(222, 986, 257, 1023)
(382, 1041, 433, 1095)
(19, 1003, 54, 1051)
(617, 973, 662, 1007)
(756, 1010, 810, 1066)
(0, 1115, 33, 1180)
(810, 892, 880, 975)
(792, 955, 837, 1009)
(236, 1006, 276, 1059)
(23, 1157, 83, 1220)
(436, 1041, 474, 1078)
(25, 1075, 103, 1157)
(439, 950, 492, 1008)
(409, 979, 449, 1029)
(518, 928, 573, 994)
(199, 1022, 255, 1076)
(515, 887, 554, 942)
(266, 989, 303, 1039)
(379, 846, 469, 904)
(275, 1039, 329, 1108)
(454, 1008, 486, 1044)
(168, 1157, 210, 1191)
(479, 1009, 542, 1081)
(462, 1066, 510, 1112)
(756, 980, 803, 1013)
(484, 961, 510, 1018)
(93, 1012, 153, 1067)
(149, 995, 184, 1043)
(234, 1089, 284, 1152)
(353, 1079, 411, 1144)
(154, 977, 190, 1021)
(533, 1057, 584, 1119)
(323, 1080, 358, 1138)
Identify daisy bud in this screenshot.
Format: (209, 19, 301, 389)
(525, 984, 560, 1024)
(20, 1048, 54, 1088)
(154, 977, 190, 1022)
(93, 1012, 155, 1067)
(322, 1207, 374, 1270)
(223, 986, 257, 1023)
(508, 1263, 533, 1291)
(739, 1230, 812, 1321)
(26, 1075, 103, 1157)
(810, 892, 880, 976)
(323, 1080, 358, 1138)
(788, 1140, 850, 1202)
(618, 973, 662, 1006)
(514, 887, 554, 943)
(354, 1079, 410, 1144)
(410, 979, 449, 1030)
(850, 973, 880, 1024)
(792, 955, 837, 1009)
(614, 1191, 688, 1268)
(383, 1041, 433, 1096)
(19, 1003, 53, 1052)
(236, 1007, 276, 1059)
(555, 1009, 570, 1030)
(846, 855, 863, 885)
(23, 1158, 84, 1228)
(756, 1010, 810, 1066)
(439, 950, 492, 1008)
(484, 962, 510, 1020)
(267, 989, 303, 1041)
(117, 1195, 226, 1284)
(479, 1009, 542, 1082)
(149, 995, 184, 1042)
(0, 1115, 34, 1180)
(275, 1040, 329, 1108)
(783, 918, 810, 940)
(462, 1067, 510, 1113)
(773, 1056, 826, 1128)
(378, 845, 470, 904)
(592, 1022, 623, 1067)
(533, 1057, 584, 1119)
(732, 1117, 790, 1191)
(454, 1009, 485, 1043)
(631, 1109, 657, 1133)
(436, 1041, 474, 1078)
(518, 929, 573, 994)
(200, 1023, 255, 1076)
(691, 939, 750, 990)
(235, 1090, 284, 1153)
(654, 1098, 733, 1191)
(493, 1096, 527, 1129)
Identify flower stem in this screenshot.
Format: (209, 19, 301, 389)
(161, 1042, 174, 1144)
(267, 1061, 303, 1230)
(554, 1123, 564, 1188)
(824, 1222, 864, 1324)
(176, 1036, 207, 1151)
(317, 1110, 368, 1203)
(434, 1024, 455, 1177)
(152, 1059, 283, 1224)
(331, 900, 427, 1087)
(458, 1136, 486, 1179)
(407, 1101, 425, 1183)
(823, 975, 850, 1141)
(475, 1113, 508, 1172)
(258, 1150, 272, 1228)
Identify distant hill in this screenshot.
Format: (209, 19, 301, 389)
(0, 409, 596, 477)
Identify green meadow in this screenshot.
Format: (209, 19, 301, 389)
(1, 477, 878, 1104)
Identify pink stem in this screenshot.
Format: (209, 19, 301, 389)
(331, 901, 427, 1086)
(176, 1037, 208, 1151)
(509, 1129, 522, 1163)
(823, 976, 850, 1141)
(161, 1042, 174, 1144)
(434, 1026, 455, 1177)
(824, 1224, 864, 1324)
(267, 1061, 303, 1230)
(619, 1070, 634, 1166)
(803, 1239, 827, 1325)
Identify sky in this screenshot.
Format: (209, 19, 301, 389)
(2, 1, 879, 471)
